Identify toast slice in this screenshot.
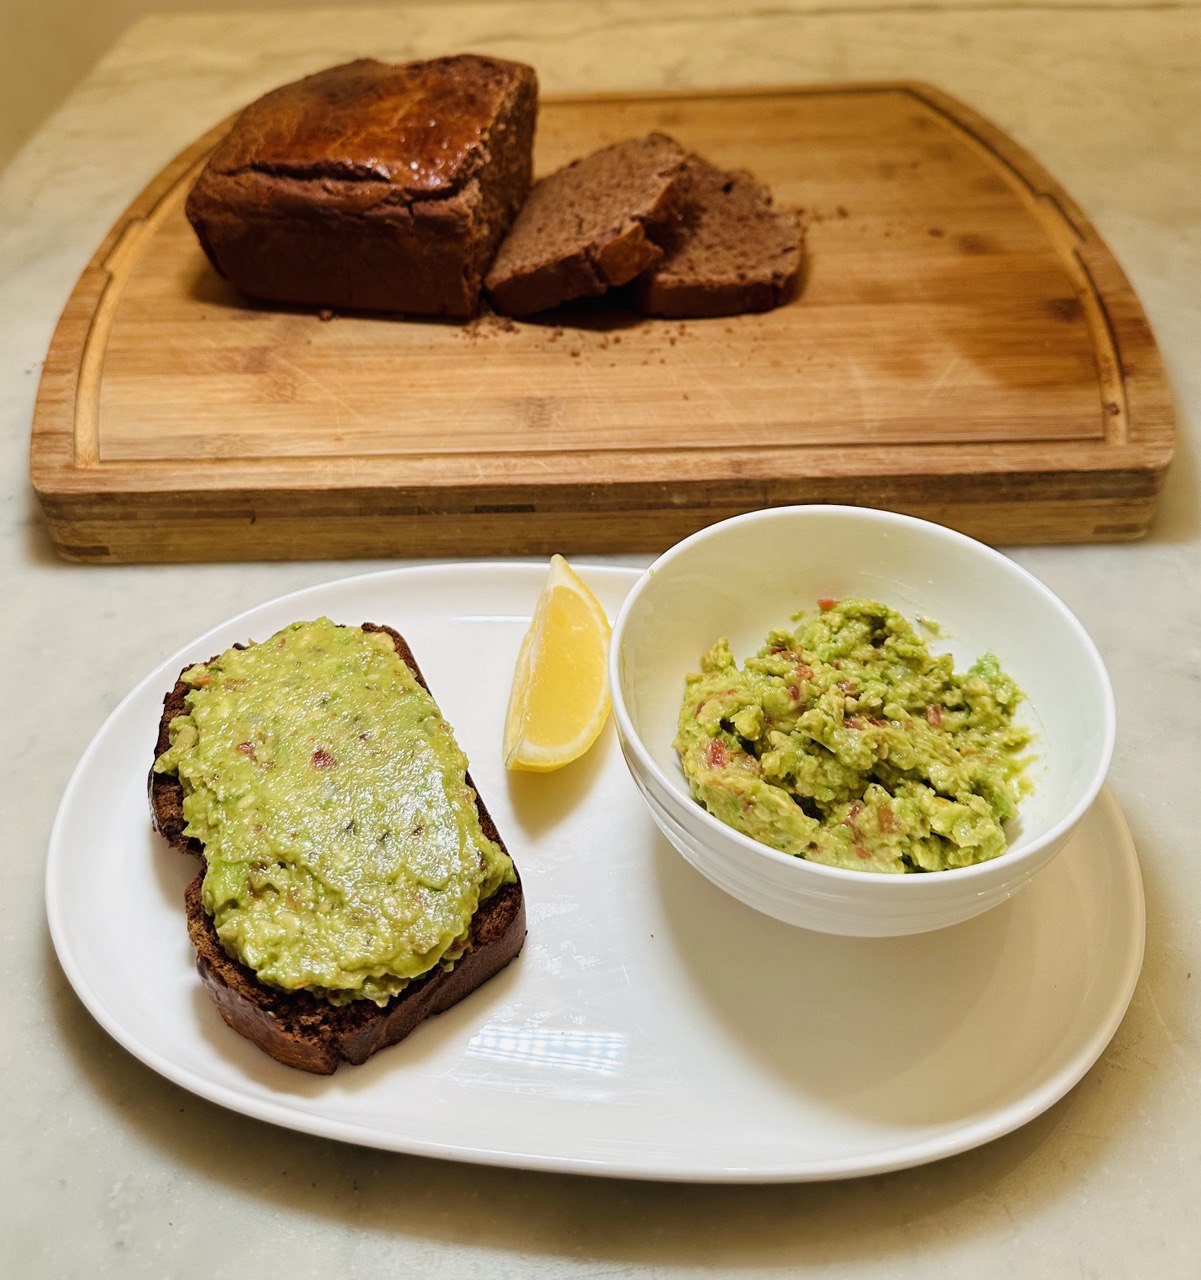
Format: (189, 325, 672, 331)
(631, 155, 803, 317)
(150, 623, 525, 1075)
(484, 133, 687, 317)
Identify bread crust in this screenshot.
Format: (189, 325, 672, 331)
(150, 622, 526, 1074)
(185, 57, 538, 317)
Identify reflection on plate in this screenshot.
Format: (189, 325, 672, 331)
(46, 564, 1144, 1182)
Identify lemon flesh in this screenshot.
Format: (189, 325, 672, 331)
(504, 556, 611, 771)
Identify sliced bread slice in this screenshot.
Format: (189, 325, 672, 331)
(484, 133, 687, 317)
(150, 623, 525, 1075)
(631, 156, 803, 318)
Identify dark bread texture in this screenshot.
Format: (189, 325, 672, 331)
(150, 623, 525, 1075)
(484, 133, 687, 317)
(631, 155, 803, 318)
(185, 56, 538, 318)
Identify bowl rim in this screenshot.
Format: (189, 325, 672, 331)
(609, 504, 1116, 889)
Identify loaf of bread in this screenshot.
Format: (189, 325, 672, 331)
(632, 155, 803, 317)
(150, 623, 526, 1075)
(185, 56, 538, 317)
(485, 133, 687, 317)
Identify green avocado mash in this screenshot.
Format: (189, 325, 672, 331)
(674, 599, 1031, 874)
(154, 618, 514, 1003)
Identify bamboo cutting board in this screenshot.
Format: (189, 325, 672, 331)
(31, 82, 1173, 562)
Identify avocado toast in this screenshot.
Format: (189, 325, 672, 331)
(150, 620, 525, 1074)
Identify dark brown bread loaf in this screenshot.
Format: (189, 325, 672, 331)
(150, 623, 525, 1075)
(484, 133, 687, 317)
(185, 56, 538, 318)
(631, 155, 802, 317)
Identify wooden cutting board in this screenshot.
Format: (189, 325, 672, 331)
(31, 82, 1174, 562)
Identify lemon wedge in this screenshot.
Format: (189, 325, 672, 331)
(503, 555, 612, 771)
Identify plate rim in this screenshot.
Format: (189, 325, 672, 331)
(45, 562, 1145, 1182)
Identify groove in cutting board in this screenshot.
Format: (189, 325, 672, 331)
(31, 82, 1173, 561)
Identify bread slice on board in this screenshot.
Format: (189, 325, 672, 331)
(632, 155, 803, 317)
(149, 623, 525, 1075)
(484, 133, 687, 317)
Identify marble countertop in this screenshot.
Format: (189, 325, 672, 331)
(2, 3, 1198, 1275)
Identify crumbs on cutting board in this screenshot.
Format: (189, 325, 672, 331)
(453, 312, 696, 362)
(458, 310, 520, 339)
(805, 206, 850, 224)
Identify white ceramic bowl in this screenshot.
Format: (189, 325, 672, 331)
(610, 505, 1115, 936)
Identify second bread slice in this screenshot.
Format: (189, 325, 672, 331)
(632, 156, 803, 318)
(485, 134, 687, 317)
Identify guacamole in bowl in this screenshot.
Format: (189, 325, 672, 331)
(675, 598, 1032, 874)
(610, 504, 1113, 935)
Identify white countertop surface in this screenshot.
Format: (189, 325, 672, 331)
(2, 3, 1198, 1275)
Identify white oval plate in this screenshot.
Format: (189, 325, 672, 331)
(46, 564, 1144, 1182)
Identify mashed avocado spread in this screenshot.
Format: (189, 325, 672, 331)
(154, 619, 514, 1003)
(675, 599, 1031, 873)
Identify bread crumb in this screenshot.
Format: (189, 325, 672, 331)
(458, 310, 521, 340)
